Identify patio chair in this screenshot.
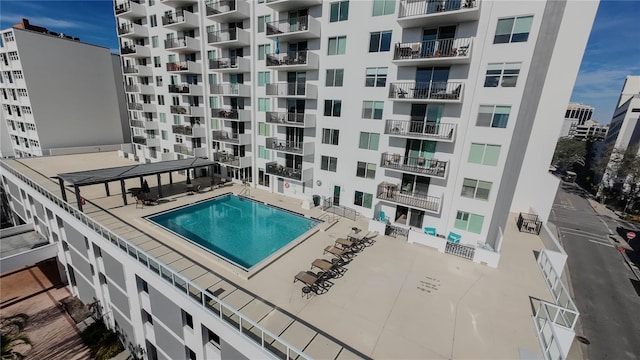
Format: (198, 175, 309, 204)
(335, 238, 363, 252)
(311, 258, 345, 277)
(323, 245, 354, 262)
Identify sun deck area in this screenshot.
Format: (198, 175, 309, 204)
(2, 151, 554, 359)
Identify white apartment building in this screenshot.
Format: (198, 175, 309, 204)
(568, 119, 607, 141)
(558, 102, 594, 138)
(602, 75, 640, 155)
(117, 0, 596, 250)
(0, 19, 129, 158)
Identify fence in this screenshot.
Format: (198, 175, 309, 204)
(321, 198, 357, 221)
(444, 242, 475, 260)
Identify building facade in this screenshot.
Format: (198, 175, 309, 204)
(558, 102, 594, 138)
(0, 19, 130, 158)
(568, 119, 607, 141)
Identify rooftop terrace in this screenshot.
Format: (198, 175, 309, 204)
(3, 152, 554, 359)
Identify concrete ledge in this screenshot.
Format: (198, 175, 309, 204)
(472, 247, 500, 268)
(407, 230, 446, 253)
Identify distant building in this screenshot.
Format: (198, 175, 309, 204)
(558, 102, 594, 138)
(568, 119, 608, 141)
(0, 19, 129, 158)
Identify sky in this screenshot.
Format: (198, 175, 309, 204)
(0, 0, 638, 124)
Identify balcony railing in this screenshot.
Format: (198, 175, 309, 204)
(266, 162, 302, 181)
(213, 152, 241, 166)
(172, 125, 193, 135)
(393, 38, 472, 60)
(265, 112, 313, 127)
(377, 182, 441, 212)
(209, 57, 239, 70)
(125, 84, 139, 92)
(114, 0, 143, 15)
(161, 9, 193, 25)
(211, 108, 238, 119)
(121, 46, 137, 54)
(211, 130, 249, 144)
(266, 15, 308, 36)
(398, 0, 477, 18)
(266, 50, 308, 67)
(132, 136, 158, 146)
(206, 0, 236, 15)
(210, 84, 250, 97)
(164, 36, 195, 49)
(170, 105, 193, 115)
(389, 81, 463, 101)
(168, 84, 191, 94)
(166, 61, 194, 72)
(266, 82, 311, 97)
(385, 120, 455, 141)
(380, 153, 447, 178)
(127, 102, 143, 110)
(207, 28, 238, 43)
(265, 138, 303, 154)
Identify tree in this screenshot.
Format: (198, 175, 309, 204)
(552, 138, 587, 170)
(594, 145, 640, 212)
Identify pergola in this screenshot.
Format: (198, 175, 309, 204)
(56, 158, 217, 211)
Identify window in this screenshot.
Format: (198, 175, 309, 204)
(326, 69, 344, 87)
(153, 56, 161, 68)
(152, 35, 159, 48)
(362, 101, 383, 119)
(454, 211, 484, 234)
(494, 16, 534, 44)
(150, 15, 157, 27)
(321, 156, 338, 172)
(461, 178, 492, 200)
(322, 129, 339, 145)
(186, 347, 196, 360)
(258, 122, 270, 136)
(324, 100, 342, 117)
(157, 95, 165, 105)
(477, 105, 511, 128)
(258, 98, 270, 112)
(161, 130, 168, 140)
(173, 115, 181, 124)
(365, 67, 387, 87)
(142, 310, 153, 324)
(17, 89, 27, 97)
(356, 162, 376, 179)
(258, 145, 270, 160)
(258, 15, 271, 33)
(484, 63, 521, 87)
(359, 132, 379, 150)
(8, 51, 18, 61)
(207, 329, 220, 348)
(156, 76, 163, 86)
(468, 143, 501, 166)
(330, 1, 349, 22)
(369, 31, 392, 52)
(12, 70, 23, 79)
(258, 71, 270, 87)
(258, 44, 271, 60)
(354, 191, 373, 208)
(3, 32, 14, 42)
(372, 0, 395, 16)
(159, 113, 166, 123)
(328, 36, 347, 55)
(182, 310, 193, 328)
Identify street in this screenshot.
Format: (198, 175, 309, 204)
(550, 183, 640, 360)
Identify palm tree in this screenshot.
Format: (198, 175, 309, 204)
(1, 314, 32, 359)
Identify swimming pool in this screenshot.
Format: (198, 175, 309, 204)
(147, 194, 320, 270)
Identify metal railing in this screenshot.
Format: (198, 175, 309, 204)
(170, 105, 192, 115)
(127, 102, 143, 111)
(444, 242, 475, 260)
(211, 130, 240, 142)
(537, 250, 579, 328)
(265, 162, 302, 181)
(321, 197, 357, 221)
(122, 66, 138, 74)
(117, 24, 135, 35)
(380, 153, 447, 178)
(166, 61, 191, 72)
(168, 84, 191, 94)
(213, 152, 241, 166)
(209, 57, 239, 70)
(265, 112, 305, 126)
(120, 46, 137, 55)
(385, 120, 455, 140)
(531, 298, 568, 360)
(266, 51, 308, 67)
(206, 0, 237, 16)
(265, 138, 303, 154)
(0, 160, 311, 360)
(266, 82, 307, 96)
(389, 81, 463, 101)
(161, 9, 192, 26)
(114, 0, 142, 15)
(164, 37, 194, 49)
(171, 125, 194, 136)
(211, 108, 239, 119)
(125, 84, 139, 92)
(376, 182, 441, 212)
(207, 29, 238, 43)
(398, 0, 477, 18)
(266, 15, 309, 36)
(393, 38, 472, 60)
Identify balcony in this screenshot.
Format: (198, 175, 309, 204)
(132, 136, 160, 147)
(130, 120, 159, 130)
(398, 0, 480, 27)
(211, 108, 251, 122)
(265, 50, 318, 71)
(172, 125, 207, 137)
(166, 61, 200, 73)
(164, 36, 200, 53)
(384, 120, 455, 142)
(125, 84, 155, 94)
(389, 81, 463, 103)
(170, 105, 205, 117)
(114, 0, 145, 19)
(265, 0, 322, 11)
(123, 65, 152, 76)
(265, 82, 317, 99)
(265, 138, 314, 156)
(160, 0, 198, 6)
(210, 83, 250, 97)
(117, 23, 149, 38)
(213, 152, 252, 168)
(208, 57, 250, 73)
(265, 162, 313, 182)
(120, 44, 151, 58)
(265, 112, 315, 128)
(206, 0, 250, 22)
(207, 28, 250, 48)
(127, 102, 143, 111)
(162, 9, 199, 30)
(380, 152, 448, 179)
(211, 131, 251, 145)
(392, 37, 473, 66)
(174, 144, 207, 158)
(125, 84, 139, 93)
(168, 84, 203, 96)
(265, 16, 321, 41)
(377, 182, 441, 213)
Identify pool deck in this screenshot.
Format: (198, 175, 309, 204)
(4, 152, 555, 359)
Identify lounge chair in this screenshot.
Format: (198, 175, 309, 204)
(347, 231, 377, 246)
(294, 271, 328, 296)
(323, 245, 354, 261)
(335, 238, 363, 252)
(312, 258, 346, 277)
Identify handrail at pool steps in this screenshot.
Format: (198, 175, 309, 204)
(0, 161, 310, 360)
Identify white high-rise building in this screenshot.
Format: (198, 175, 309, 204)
(0, 19, 130, 158)
(558, 102, 594, 138)
(602, 76, 640, 155)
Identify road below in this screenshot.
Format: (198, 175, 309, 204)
(550, 183, 640, 360)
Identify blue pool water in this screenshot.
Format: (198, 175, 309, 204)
(147, 194, 320, 269)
